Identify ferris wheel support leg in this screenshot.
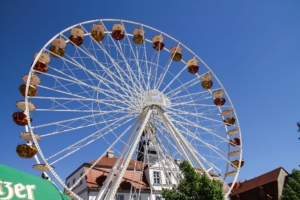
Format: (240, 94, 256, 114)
(105, 107, 153, 200)
(96, 111, 147, 200)
(156, 108, 192, 165)
(159, 109, 211, 178)
(96, 108, 152, 200)
(148, 131, 179, 186)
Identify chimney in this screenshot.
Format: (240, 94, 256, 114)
(175, 158, 181, 165)
(107, 150, 114, 158)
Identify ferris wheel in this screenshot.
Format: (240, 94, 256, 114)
(13, 19, 243, 199)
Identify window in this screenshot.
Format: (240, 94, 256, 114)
(72, 178, 75, 185)
(268, 185, 272, 190)
(153, 171, 160, 184)
(176, 172, 182, 179)
(259, 188, 265, 197)
(156, 197, 161, 200)
(67, 183, 69, 188)
(165, 172, 172, 184)
(114, 195, 124, 200)
(131, 194, 140, 200)
(80, 172, 83, 184)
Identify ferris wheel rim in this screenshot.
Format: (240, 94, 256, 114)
(21, 19, 243, 199)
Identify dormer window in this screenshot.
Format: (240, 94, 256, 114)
(153, 171, 160, 184)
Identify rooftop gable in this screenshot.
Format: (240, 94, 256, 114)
(231, 167, 288, 195)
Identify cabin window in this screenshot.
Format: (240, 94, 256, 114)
(153, 171, 160, 184)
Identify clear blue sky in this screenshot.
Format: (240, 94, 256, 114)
(1, 0, 300, 185)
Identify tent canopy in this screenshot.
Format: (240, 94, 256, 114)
(0, 164, 70, 200)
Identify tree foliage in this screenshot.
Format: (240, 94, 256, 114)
(280, 169, 300, 200)
(162, 160, 224, 200)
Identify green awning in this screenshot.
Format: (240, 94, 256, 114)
(0, 164, 71, 200)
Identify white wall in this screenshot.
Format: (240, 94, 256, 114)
(65, 167, 87, 195)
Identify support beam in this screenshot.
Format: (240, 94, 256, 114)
(96, 110, 146, 200)
(158, 108, 211, 178)
(105, 107, 153, 200)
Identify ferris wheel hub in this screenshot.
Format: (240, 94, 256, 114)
(143, 90, 171, 108)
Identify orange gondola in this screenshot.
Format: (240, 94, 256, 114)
(49, 38, 66, 58)
(214, 97, 226, 106)
(187, 58, 199, 74)
(223, 117, 235, 126)
(32, 52, 50, 73)
(200, 73, 213, 89)
(133, 28, 145, 44)
(152, 35, 164, 51)
(231, 159, 245, 168)
(91, 24, 105, 42)
(69, 28, 84, 46)
(170, 46, 182, 62)
(229, 138, 241, 146)
(12, 111, 32, 126)
(112, 24, 125, 40)
(19, 84, 37, 97)
(16, 143, 37, 158)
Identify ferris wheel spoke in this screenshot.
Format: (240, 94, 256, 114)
(37, 70, 134, 107)
(32, 108, 128, 130)
(48, 63, 135, 103)
(80, 41, 140, 99)
(156, 45, 186, 90)
(166, 112, 228, 144)
(168, 121, 232, 173)
(168, 107, 225, 124)
(169, 89, 213, 102)
(93, 23, 143, 97)
(170, 119, 230, 163)
(30, 96, 131, 111)
(41, 113, 129, 137)
(48, 114, 136, 165)
(167, 109, 225, 128)
(46, 50, 135, 101)
(43, 111, 130, 136)
(59, 34, 138, 100)
(68, 115, 139, 191)
(122, 24, 147, 94)
(164, 76, 200, 97)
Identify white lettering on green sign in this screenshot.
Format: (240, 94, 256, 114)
(0, 180, 36, 200)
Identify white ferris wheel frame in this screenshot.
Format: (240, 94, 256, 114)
(22, 19, 243, 200)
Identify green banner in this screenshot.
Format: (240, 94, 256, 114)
(0, 164, 70, 200)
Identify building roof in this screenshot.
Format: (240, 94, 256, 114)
(231, 167, 288, 195)
(84, 156, 150, 190)
(88, 156, 146, 170)
(84, 167, 150, 190)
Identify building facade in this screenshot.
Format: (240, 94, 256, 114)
(230, 167, 289, 200)
(65, 150, 181, 200)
